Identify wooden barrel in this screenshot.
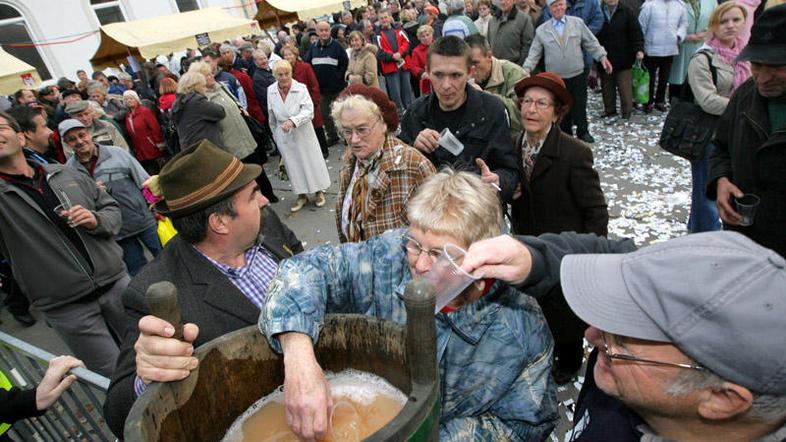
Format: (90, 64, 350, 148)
(124, 314, 440, 441)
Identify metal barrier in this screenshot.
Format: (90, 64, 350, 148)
(0, 331, 116, 441)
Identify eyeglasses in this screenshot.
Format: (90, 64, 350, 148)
(601, 332, 704, 371)
(520, 97, 554, 110)
(401, 234, 443, 263)
(341, 119, 381, 140)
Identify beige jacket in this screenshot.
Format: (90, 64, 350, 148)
(687, 47, 734, 116)
(346, 44, 380, 89)
(483, 57, 528, 139)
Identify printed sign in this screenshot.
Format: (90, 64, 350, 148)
(195, 32, 210, 46)
(20, 73, 35, 87)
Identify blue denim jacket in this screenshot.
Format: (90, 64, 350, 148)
(260, 229, 558, 441)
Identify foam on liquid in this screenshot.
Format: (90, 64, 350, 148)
(222, 369, 407, 442)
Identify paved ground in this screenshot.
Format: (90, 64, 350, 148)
(1, 91, 684, 439)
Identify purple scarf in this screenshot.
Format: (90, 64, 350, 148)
(707, 35, 751, 96)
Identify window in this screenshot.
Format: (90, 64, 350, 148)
(176, 0, 199, 13)
(0, 3, 52, 80)
(91, 0, 125, 25)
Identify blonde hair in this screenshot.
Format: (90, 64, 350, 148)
(707, 2, 748, 37)
(417, 25, 434, 39)
(330, 94, 384, 132)
(177, 72, 206, 94)
(348, 30, 366, 45)
(406, 169, 502, 247)
(273, 60, 292, 75)
(188, 61, 213, 77)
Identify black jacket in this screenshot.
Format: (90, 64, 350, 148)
(252, 68, 276, 115)
(103, 207, 302, 437)
(302, 37, 349, 94)
(0, 386, 43, 423)
(596, 4, 644, 71)
(708, 79, 786, 257)
(170, 92, 225, 149)
(399, 85, 520, 202)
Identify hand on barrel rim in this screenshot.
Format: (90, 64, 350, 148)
(135, 315, 200, 384)
(280, 332, 333, 441)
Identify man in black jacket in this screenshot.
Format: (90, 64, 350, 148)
(596, 0, 643, 119)
(303, 20, 348, 146)
(399, 36, 520, 202)
(103, 140, 303, 437)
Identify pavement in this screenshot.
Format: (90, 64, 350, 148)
(1, 91, 681, 440)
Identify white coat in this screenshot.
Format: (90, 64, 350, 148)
(267, 79, 331, 195)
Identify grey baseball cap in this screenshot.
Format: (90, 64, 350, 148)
(58, 119, 86, 139)
(561, 231, 786, 394)
(64, 100, 90, 115)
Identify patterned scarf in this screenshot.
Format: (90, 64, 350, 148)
(707, 36, 751, 95)
(347, 153, 381, 242)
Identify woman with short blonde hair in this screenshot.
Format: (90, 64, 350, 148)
(171, 72, 224, 149)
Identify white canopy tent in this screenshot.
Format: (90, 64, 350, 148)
(90, 8, 261, 69)
(264, 0, 367, 20)
(0, 48, 41, 95)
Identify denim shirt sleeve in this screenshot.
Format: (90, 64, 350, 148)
(259, 229, 407, 352)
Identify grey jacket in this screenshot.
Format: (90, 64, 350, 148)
(524, 16, 608, 79)
(67, 145, 156, 240)
(0, 163, 125, 311)
(488, 7, 534, 66)
(171, 91, 225, 150)
(205, 84, 257, 160)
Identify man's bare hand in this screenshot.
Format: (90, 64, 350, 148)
(462, 235, 533, 285)
(475, 158, 500, 190)
(716, 177, 744, 225)
(280, 333, 332, 442)
(413, 128, 441, 153)
(36, 356, 84, 411)
(135, 316, 199, 384)
(601, 57, 613, 75)
(65, 205, 98, 230)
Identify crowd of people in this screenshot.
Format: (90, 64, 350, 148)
(0, 0, 785, 441)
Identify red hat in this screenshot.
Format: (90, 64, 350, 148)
(338, 83, 399, 133)
(514, 72, 573, 112)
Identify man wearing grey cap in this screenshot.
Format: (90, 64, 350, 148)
(461, 231, 786, 441)
(65, 99, 130, 151)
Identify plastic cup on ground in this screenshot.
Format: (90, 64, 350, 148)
(330, 400, 362, 442)
(425, 243, 482, 313)
(438, 128, 465, 156)
(734, 194, 760, 227)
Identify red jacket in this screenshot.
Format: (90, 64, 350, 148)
(229, 68, 266, 123)
(292, 60, 325, 129)
(410, 43, 432, 95)
(158, 93, 176, 112)
(376, 27, 410, 75)
(125, 105, 164, 161)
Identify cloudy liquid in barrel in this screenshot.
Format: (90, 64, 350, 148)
(222, 369, 407, 442)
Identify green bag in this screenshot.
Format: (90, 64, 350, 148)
(632, 60, 650, 104)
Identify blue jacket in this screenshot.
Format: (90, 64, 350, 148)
(539, 0, 604, 66)
(303, 37, 349, 94)
(260, 228, 559, 441)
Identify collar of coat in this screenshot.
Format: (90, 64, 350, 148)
(340, 135, 411, 179)
(422, 83, 486, 130)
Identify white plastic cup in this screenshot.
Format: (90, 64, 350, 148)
(734, 194, 760, 227)
(425, 243, 481, 313)
(438, 128, 465, 156)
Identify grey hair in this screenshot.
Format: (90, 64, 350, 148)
(406, 169, 502, 247)
(446, 0, 465, 14)
(667, 368, 786, 421)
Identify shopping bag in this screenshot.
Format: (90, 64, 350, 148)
(157, 217, 178, 246)
(632, 60, 650, 104)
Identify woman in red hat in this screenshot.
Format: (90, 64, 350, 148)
(510, 72, 609, 385)
(330, 84, 435, 243)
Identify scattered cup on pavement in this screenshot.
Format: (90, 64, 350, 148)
(734, 194, 760, 227)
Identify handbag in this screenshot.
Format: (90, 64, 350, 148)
(157, 217, 178, 246)
(631, 60, 649, 105)
(658, 51, 718, 162)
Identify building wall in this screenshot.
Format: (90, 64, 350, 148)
(0, 0, 254, 82)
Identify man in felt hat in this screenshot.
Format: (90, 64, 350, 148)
(103, 140, 303, 438)
(459, 230, 786, 441)
(0, 111, 129, 377)
(708, 4, 786, 258)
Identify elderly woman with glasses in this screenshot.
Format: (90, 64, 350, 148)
(510, 72, 609, 385)
(331, 84, 435, 242)
(268, 60, 331, 211)
(261, 169, 558, 441)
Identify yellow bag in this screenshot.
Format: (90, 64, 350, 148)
(157, 217, 178, 246)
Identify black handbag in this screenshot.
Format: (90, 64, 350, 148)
(658, 50, 719, 162)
